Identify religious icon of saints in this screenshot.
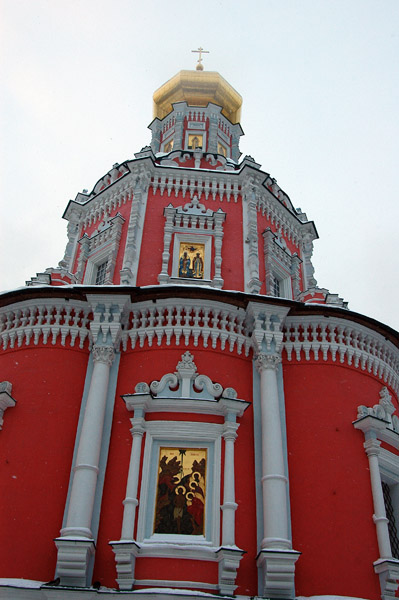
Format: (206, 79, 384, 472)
(192, 252, 204, 278)
(179, 251, 191, 277)
(154, 448, 207, 536)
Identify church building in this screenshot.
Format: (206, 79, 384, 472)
(1, 54, 399, 600)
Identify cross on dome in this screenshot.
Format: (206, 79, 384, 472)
(191, 46, 209, 71)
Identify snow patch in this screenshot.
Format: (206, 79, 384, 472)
(0, 579, 44, 589)
(296, 596, 371, 600)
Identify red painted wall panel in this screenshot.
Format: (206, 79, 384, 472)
(284, 360, 386, 599)
(0, 345, 88, 582)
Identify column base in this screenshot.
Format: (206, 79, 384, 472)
(54, 537, 95, 587)
(216, 546, 245, 596)
(110, 540, 140, 590)
(374, 558, 399, 599)
(158, 273, 170, 285)
(257, 548, 301, 599)
(120, 268, 134, 285)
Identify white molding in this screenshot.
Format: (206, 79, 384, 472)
(134, 579, 217, 591)
(83, 245, 112, 284)
(120, 169, 151, 285)
(54, 538, 95, 587)
(172, 233, 212, 281)
(257, 549, 301, 599)
(136, 421, 221, 548)
(124, 351, 249, 418)
(121, 297, 249, 356)
(0, 298, 91, 350)
(80, 213, 125, 284)
(158, 197, 226, 288)
(284, 315, 399, 394)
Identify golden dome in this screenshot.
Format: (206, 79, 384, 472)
(153, 70, 242, 125)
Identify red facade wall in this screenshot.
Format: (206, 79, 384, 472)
(283, 359, 390, 599)
(0, 344, 88, 582)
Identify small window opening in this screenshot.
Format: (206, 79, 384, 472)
(382, 481, 399, 559)
(95, 261, 108, 285)
(271, 274, 281, 298)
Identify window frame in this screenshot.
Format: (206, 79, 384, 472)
(136, 421, 222, 551)
(171, 233, 212, 282)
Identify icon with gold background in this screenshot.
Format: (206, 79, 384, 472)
(154, 447, 207, 535)
(178, 243, 205, 279)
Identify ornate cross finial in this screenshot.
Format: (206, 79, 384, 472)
(192, 46, 209, 71)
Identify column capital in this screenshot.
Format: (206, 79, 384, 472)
(92, 345, 115, 366)
(129, 416, 145, 437)
(255, 353, 281, 373)
(222, 421, 239, 441)
(364, 438, 382, 457)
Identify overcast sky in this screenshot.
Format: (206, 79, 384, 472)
(1, 0, 399, 329)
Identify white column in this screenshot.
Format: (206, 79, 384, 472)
(221, 420, 238, 546)
(364, 438, 392, 559)
(256, 353, 290, 550)
(61, 345, 115, 538)
(120, 413, 145, 540)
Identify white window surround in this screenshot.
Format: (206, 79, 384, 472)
(136, 421, 221, 550)
(111, 352, 248, 594)
(185, 130, 207, 150)
(158, 197, 226, 289)
(78, 213, 125, 285)
(263, 227, 301, 300)
(171, 232, 212, 281)
(353, 386, 399, 599)
(84, 245, 112, 284)
(270, 261, 292, 299)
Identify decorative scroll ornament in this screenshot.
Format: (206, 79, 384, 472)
(138, 351, 237, 401)
(357, 386, 399, 433)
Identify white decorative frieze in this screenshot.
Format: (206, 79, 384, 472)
(283, 316, 399, 394)
(0, 299, 91, 350)
(121, 298, 249, 356)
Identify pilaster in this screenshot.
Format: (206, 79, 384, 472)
(55, 296, 129, 587)
(244, 185, 261, 294)
(247, 301, 299, 598)
(120, 168, 150, 285)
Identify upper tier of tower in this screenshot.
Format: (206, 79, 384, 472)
(24, 66, 347, 308)
(149, 69, 244, 162)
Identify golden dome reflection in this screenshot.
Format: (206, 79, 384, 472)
(153, 70, 242, 125)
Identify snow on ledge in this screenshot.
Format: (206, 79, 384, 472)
(296, 596, 371, 600)
(0, 579, 44, 589)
